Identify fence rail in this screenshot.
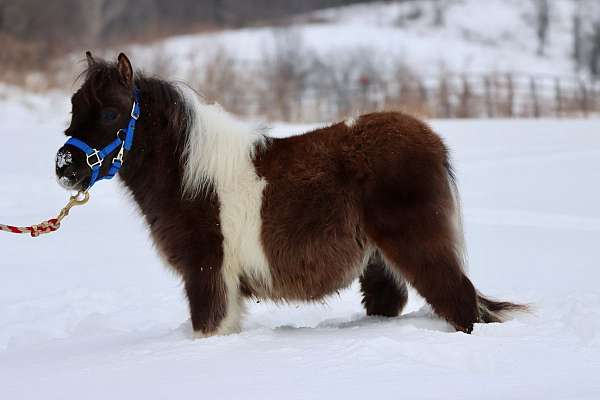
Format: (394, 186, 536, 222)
(283, 74, 600, 122)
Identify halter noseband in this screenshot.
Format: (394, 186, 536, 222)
(65, 88, 141, 189)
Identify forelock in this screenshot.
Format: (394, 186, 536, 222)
(77, 60, 120, 105)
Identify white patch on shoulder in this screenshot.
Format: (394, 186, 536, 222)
(179, 84, 273, 333)
(344, 116, 357, 128)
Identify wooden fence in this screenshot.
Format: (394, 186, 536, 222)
(278, 73, 600, 122)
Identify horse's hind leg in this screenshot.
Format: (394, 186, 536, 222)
(360, 253, 408, 317)
(368, 226, 478, 332)
(364, 187, 479, 333)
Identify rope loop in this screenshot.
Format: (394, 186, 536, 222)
(0, 191, 90, 238)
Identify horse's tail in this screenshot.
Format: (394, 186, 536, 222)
(444, 159, 529, 323)
(445, 159, 468, 274)
(477, 294, 530, 323)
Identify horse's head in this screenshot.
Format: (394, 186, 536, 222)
(56, 51, 137, 191)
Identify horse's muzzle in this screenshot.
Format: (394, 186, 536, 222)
(55, 146, 89, 190)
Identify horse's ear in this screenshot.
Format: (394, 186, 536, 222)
(86, 51, 95, 68)
(117, 52, 134, 87)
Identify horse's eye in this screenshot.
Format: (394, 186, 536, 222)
(101, 108, 119, 124)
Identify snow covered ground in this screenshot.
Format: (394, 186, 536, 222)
(1, 88, 600, 399)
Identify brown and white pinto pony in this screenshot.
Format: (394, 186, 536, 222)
(55, 53, 525, 337)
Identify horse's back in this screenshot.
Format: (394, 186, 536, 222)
(258, 111, 448, 185)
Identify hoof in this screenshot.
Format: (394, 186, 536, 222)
(191, 324, 241, 339)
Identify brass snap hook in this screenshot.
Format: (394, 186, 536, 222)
(71, 191, 90, 205)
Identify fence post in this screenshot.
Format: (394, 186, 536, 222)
(589, 83, 600, 114)
(457, 75, 472, 118)
(484, 75, 494, 118)
(438, 75, 452, 118)
(505, 74, 515, 117)
(530, 77, 540, 118)
(579, 81, 589, 118)
(554, 78, 563, 118)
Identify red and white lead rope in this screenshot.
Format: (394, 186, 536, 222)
(0, 191, 90, 238)
(0, 219, 61, 237)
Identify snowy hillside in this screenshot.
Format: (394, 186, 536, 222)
(1, 87, 600, 399)
(124, 0, 580, 80)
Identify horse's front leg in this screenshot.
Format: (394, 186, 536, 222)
(184, 263, 244, 337)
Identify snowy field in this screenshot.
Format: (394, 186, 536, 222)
(1, 89, 600, 399)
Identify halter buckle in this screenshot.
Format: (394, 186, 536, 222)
(131, 101, 140, 120)
(86, 150, 103, 169)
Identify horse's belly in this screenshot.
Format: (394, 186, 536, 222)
(263, 235, 371, 301)
(256, 181, 369, 301)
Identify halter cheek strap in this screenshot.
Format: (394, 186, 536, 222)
(65, 88, 141, 189)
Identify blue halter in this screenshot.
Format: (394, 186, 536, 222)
(65, 88, 141, 189)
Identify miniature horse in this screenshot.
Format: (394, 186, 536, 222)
(55, 53, 525, 337)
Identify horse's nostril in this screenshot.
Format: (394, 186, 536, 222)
(60, 164, 83, 180)
(57, 165, 84, 190)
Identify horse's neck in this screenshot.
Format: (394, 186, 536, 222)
(117, 83, 189, 211)
(118, 82, 265, 214)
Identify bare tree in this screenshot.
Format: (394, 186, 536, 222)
(259, 29, 315, 121)
(83, 0, 128, 46)
(573, 0, 583, 70)
(589, 21, 600, 77)
(575, 0, 600, 79)
(194, 47, 251, 115)
(534, 0, 551, 56)
(432, 0, 447, 27)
